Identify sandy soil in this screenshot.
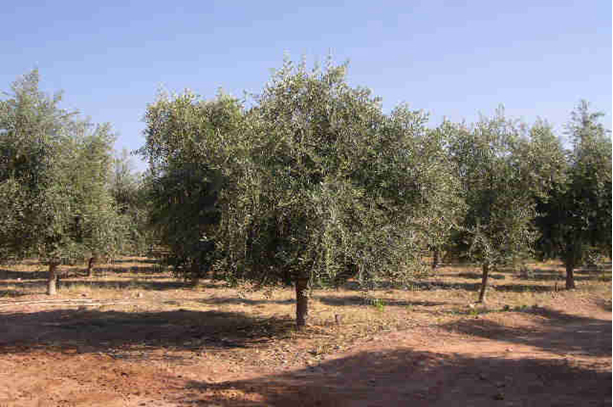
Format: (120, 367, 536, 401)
(0, 260, 610, 406)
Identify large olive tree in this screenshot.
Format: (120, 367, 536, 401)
(141, 59, 460, 328)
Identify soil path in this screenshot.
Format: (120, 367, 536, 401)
(0, 306, 610, 406)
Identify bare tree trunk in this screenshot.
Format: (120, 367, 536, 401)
(47, 263, 59, 295)
(565, 261, 576, 289)
(432, 248, 440, 270)
(477, 263, 490, 303)
(189, 261, 202, 286)
(295, 276, 309, 329)
(87, 257, 95, 277)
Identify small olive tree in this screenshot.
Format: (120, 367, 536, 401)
(108, 149, 152, 259)
(536, 101, 612, 288)
(0, 70, 123, 294)
(449, 109, 540, 303)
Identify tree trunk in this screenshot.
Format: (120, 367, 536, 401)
(47, 263, 59, 295)
(295, 276, 309, 329)
(432, 249, 440, 270)
(87, 257, 95, 277)
(189, 261, 203, 286)
(565, 261, 576, 289)
(477, 263, 490, 303)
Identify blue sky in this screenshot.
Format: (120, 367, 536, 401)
(2, 0, 611, 171)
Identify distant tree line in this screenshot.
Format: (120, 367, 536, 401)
(0, 60, 610, 328)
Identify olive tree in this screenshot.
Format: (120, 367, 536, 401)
(108, 149, 152, 259)
(139, 90, 243, 282)
(536, 101, 611, 288)
(0, 70, 123, 293)
(240, 60, 466, 324)
(141, 58, 459, 328)
(449, 109, 540, 303)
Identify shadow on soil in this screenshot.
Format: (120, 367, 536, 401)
(179, 344, 611, 406)
(196, 296, 295, 306)
(92, 265, 166, 275)
(341, 279, 560, 294)
(315, 295, 446, 308)
(0, 308, 294, 358)
(438, 272, 505, 280)
(417, 280, 558, 294)
(0, 278, 195, 294)
(0, 268, 50, 280)
(440, 307, 612, 358)
(61, 279, 191, 291)
(108, 258, 161, 265)
(0, 266, 165, 282)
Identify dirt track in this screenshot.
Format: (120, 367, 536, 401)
(0, 258, 611, 406)
(0, 304, 610, 406)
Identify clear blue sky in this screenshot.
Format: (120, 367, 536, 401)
(2, 0, 611, 171)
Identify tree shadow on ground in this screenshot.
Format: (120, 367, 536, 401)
(440, 307, 612, 358)
(341, 279, 558, 294)
(0, 266, 161, 281)
(514, 268, 612, 282)
(179, 345, 611, 406)
(451, 272, 506, 280)
(0, 268, 49, 280)
(60, 279, 191, 291)
(491, 284, 556, 293)
(0, 274, 222, 295)
(89, 264, 166, 275)
(196, 296, 295, 306)
(108, 258, 161, 265)
(421, 280, 557, 294)
(315, 295, 446, 308)
(437, 269, 609, 283)
(0, 308, 293, 358)
(597, 299, 612, 312)
(0, 287, 31, 297)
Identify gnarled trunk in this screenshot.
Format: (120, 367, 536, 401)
(432, 249, 440, 270)
(477, 263, 490, 303)
(87, 257, 96, 277)
(47, 263, 59, 295)
(565, 261, 576, 289)
(189, 260, 204, 286)
(295, 276, 309, 329)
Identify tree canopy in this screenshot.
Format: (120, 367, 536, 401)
(0, 70, 124, 294)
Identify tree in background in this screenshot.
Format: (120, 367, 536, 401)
(536, 101, 612, 289)
(139, 90, 243, 283)
(524, 120, 569, 262)
(108, 148, 152, 259)
(414, 121, 466, 270)
(0, 70, 123, 294)
(449, 109, 540, 303)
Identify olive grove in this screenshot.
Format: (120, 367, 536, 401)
(1, 62, 610, 321)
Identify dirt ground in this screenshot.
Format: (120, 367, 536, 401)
(0, 258, 610, 406)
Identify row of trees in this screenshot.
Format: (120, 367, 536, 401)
(1, 61, 610, 328)
(138, 59, 611, 326)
